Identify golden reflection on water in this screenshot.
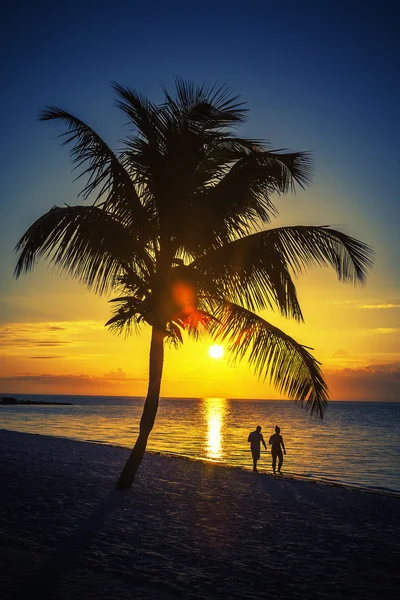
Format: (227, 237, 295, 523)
(204, 397, 227, 461)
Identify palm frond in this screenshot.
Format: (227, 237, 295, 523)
(203, 149, 314, 229)
(162, 78, 248, 129)
(172, 308, 217, 342)
(112, 82, 167, 151)
(39, 106, 149, 232)
(105, 295, 144, 336)
(117, 81, 312, 249)
(208, 300, 329, 418)
(261, 150, 314, 192)
(191, 225, 373, 317)
(256, 226, 374, 284)
(189, 233, 304, 320)
(170, 148, 313, 255)
(114, 270, 149, 297)
(14, 205, 153, 294)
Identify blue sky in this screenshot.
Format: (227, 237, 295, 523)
(1, 0, 399, 399)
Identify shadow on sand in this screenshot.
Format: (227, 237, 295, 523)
(14, 489, 128, 599)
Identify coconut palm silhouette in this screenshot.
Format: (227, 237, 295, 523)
(15, 79, 373, 489)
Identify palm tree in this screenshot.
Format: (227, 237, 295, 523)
(15, 80, 373, 489)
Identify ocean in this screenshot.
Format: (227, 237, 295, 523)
(1, 394, 399, 494)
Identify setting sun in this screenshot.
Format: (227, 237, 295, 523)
(208, 345, 224, 360)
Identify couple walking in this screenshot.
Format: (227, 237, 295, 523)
(248, 425, 286, 474)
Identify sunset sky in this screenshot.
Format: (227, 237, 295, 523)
(1, 1, 399, 401)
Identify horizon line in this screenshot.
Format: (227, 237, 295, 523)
(1, 392, 399, 403)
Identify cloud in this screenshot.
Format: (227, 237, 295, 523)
(29, 355, 65, 359)
(374, 328, 399, 335)
(360, 303, 400, 309)
(326, 363, 400, 401)
(355, 328, 400, 336)
(104, 368, 127, 380)
(37, 341, 70, 346)
(0, 321, 103, 349)
(0, 372, 148, 395)
(0, 372, 147, 385)
(333, 299, 400, 310)
(0, 373, 93, 384)
(332, 349, 348, 358)
(0, 337, 70, 347)
(0, 323, 72, 348)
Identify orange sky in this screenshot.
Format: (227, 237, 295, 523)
(1, 190, 399, 401)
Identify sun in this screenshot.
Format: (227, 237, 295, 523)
(208, 345, 224, 360)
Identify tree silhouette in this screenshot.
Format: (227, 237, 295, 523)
(15, 80, 373, 489)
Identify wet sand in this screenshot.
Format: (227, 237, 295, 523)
(0, 429, 399, 599)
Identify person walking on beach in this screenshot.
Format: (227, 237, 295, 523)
(269, 426, 286, 474)
(248, 426, 267, 472)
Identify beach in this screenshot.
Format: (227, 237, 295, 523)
(1, 429, 399, 599)
(2, 396, 399, 493)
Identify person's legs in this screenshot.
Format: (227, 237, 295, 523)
(252, 450, 260, 472)
(277, 451, 283, 473)
(272, 452, 277, 474)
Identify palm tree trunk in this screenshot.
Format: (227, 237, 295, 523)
(115, 327, 165, 489)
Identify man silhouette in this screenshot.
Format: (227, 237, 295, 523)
(248, 425, 267, 472)
(269, 425, 286, 474)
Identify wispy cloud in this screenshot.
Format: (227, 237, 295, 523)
(0, 372, 147, 384)
(360, 303, 400, 309)
(355, 328, 400, 336)
(374, 328, 399, 335)
(0, 373, 93, 384)
(0, 323, 72, 348)
(29, 355, 65, 359)
(0, 337, 70, 348)
(333, 299, 400, 310)
(0, 321, 102, 349)
(37, 341, 71, 346)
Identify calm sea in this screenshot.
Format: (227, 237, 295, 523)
(1, 395, 399, 494)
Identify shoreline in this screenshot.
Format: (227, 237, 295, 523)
(2, 426, 399, 498)
(1, 428, 399, 600)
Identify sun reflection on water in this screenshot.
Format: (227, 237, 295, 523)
(204, 397, 227, 461)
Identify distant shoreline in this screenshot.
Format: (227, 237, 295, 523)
(0, 396, 73, 406)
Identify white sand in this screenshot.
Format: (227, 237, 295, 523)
(0, 429, 399, 600)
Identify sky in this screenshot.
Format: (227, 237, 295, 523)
(1, 0, 399, 401)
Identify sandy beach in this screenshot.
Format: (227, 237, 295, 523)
(0, 429, 399, 599)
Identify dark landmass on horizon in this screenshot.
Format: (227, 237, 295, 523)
(0, 397, 73, 406)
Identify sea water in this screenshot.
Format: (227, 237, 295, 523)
(1, 395, 399, 493)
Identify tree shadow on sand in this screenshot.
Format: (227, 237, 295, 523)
(14, 489, 129, 599)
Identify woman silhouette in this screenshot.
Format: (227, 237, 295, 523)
(268, 426, 286, 474)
